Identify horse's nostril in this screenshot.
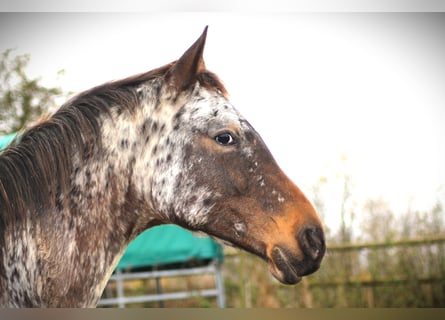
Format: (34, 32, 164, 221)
(298, 225, 325, 261)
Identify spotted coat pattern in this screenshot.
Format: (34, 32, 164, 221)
(0, 28, 325, 307)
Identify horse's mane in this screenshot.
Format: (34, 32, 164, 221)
(0, 62, 226, 234)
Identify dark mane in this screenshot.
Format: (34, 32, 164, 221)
(0, 67, 167, 229)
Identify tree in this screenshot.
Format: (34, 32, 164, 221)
(0, 48, 66, 135)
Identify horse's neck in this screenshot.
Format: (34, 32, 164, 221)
(38, 111, 162, 307)
(4, 108, 161, 307)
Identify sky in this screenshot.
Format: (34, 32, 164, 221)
(0, 12, 444, 232)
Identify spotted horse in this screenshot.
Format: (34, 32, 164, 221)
(0, 27, 325, 307)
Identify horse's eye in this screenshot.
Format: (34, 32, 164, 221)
(215, 132, 236, 146)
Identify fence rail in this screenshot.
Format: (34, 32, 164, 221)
(326, 234, 445, 251)
(307, 275, 443, 288)
(224, 233, 445, 256)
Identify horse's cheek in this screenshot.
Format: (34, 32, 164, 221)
(222, 156, 249, 195)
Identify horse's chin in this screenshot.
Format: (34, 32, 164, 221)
(268, 258, 302, 285)
(204, 229, 304, 285)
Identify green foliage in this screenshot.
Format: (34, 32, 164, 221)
(0, 48, 66, 134)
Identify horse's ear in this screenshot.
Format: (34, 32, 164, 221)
(167, 26, 208, 92)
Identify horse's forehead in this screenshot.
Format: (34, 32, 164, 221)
(182, 89, 244, 125)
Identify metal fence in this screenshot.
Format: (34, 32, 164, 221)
(98, 260, 225, 308)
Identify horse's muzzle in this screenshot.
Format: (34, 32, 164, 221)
(268, 225, 325, 285)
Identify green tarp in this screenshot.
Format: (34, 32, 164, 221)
(0, 133, 16, 150)
(0, 133, 223, 270)
(117, 225, 223, 270)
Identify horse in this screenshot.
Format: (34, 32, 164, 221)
(0, 26, 325, 307)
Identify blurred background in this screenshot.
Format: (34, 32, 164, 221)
(1, 11, 444, 307)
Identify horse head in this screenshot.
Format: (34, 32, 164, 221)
(137, 27, 325, 284)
